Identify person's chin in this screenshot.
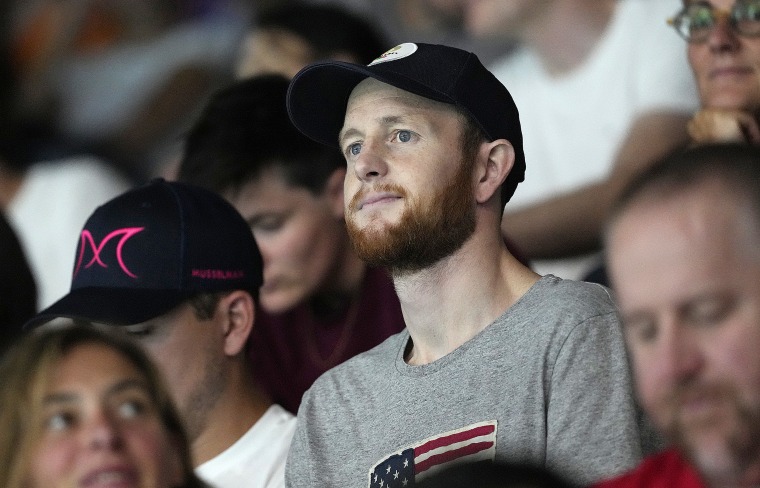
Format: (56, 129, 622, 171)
(352, 208, 403, 229)
(686, 437, 742, 486)
(704, 87, 760, 111)
(677, 413, 743, 476)
(260, 289, 304, 315)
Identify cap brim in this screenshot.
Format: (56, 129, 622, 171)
(287, 60, 457, 148)
(24, 287, 192, 330)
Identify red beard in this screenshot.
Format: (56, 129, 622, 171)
(346, 155, 477, 275)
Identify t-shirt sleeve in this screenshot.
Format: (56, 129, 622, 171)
(544, 310, 643, 485)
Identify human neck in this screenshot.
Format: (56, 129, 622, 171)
(522, 0, 616, 76)
(191, 363, 272, 466)
(394, 230, 539, 366)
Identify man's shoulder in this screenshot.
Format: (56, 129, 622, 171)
(592, 449, 705, 488)
(524, 275, 617, 317)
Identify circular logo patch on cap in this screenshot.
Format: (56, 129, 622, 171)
(369, 43, 418, 66)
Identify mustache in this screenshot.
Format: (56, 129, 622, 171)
(659, 380, 737, 437)
(666, 381, 733, 408)
(348, 183, 408, 212)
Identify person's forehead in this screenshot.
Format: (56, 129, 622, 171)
(341, 78, 465, 145)
(609, 214, 705, 316)
(609, 181, 757, 290)
(612, 182, 736, 244)
(53, 342, 142, 386)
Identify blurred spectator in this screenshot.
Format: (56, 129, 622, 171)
(675, 0, 760, 145)
(301, 0, 513, 65)
(436, 0, 699, 280)
(7, 0, 249, 181)
(177, 75, 406, 413)
(1, 156, 133, 310)
(0, 34, 35, 348)
(235, 1, 389, 79)
(598, 143, 760, 488)
(25, 179, 296, 487)
(0, 324, 206, 488)
(584, 0, 760, 287)
(0, 211, 36, 355)
(0, 32, 132, 310)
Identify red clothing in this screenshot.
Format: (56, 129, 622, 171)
(593, 449, 705, 488)
(247, 266, 405, 413)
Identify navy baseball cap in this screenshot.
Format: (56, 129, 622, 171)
(286, 42, 525, 203)
(25, 179, 263, 328)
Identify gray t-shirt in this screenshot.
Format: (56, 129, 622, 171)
(285, 275, 643, 487)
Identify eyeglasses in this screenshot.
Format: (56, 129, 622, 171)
(667, 0, 760, 43)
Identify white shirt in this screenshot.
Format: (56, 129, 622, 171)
(7, 157, 132, 309)
(491, 0, 699, 279)
(196, 404, 297, 488)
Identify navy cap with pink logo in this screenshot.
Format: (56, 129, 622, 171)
(25, 178, 263, 328)
(286, 42, 525, 203)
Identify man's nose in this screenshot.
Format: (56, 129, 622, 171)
(658, 322, 704, 386)
(353, 141, 389, 182)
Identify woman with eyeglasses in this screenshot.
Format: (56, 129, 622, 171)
(671, 0, 760, 144)
(0, 325, 207, 488)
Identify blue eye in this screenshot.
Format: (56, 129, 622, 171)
(397, 130, 412, 142)
(348, 143, 362, 156)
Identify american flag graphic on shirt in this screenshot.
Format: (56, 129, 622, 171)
(367, 420, 498, 487)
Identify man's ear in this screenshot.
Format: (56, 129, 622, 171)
(474, 139, 515, 205)
(219, 290, 255, 357)
(324, 167, 347, 218)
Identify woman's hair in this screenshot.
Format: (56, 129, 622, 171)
(0, 324, 206, 488)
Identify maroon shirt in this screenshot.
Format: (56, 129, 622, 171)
(592, 449, 705, 488)
(247, 266, 405, 413)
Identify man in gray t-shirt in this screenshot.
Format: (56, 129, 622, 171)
(285, 41, 644, 487)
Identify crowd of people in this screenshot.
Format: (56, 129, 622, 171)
(2, 0, 760, 487)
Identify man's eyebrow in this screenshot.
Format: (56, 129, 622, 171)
(338, 127, 362, 146)
(380, 115, 407, 125)
(339, 115, 411, 145)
